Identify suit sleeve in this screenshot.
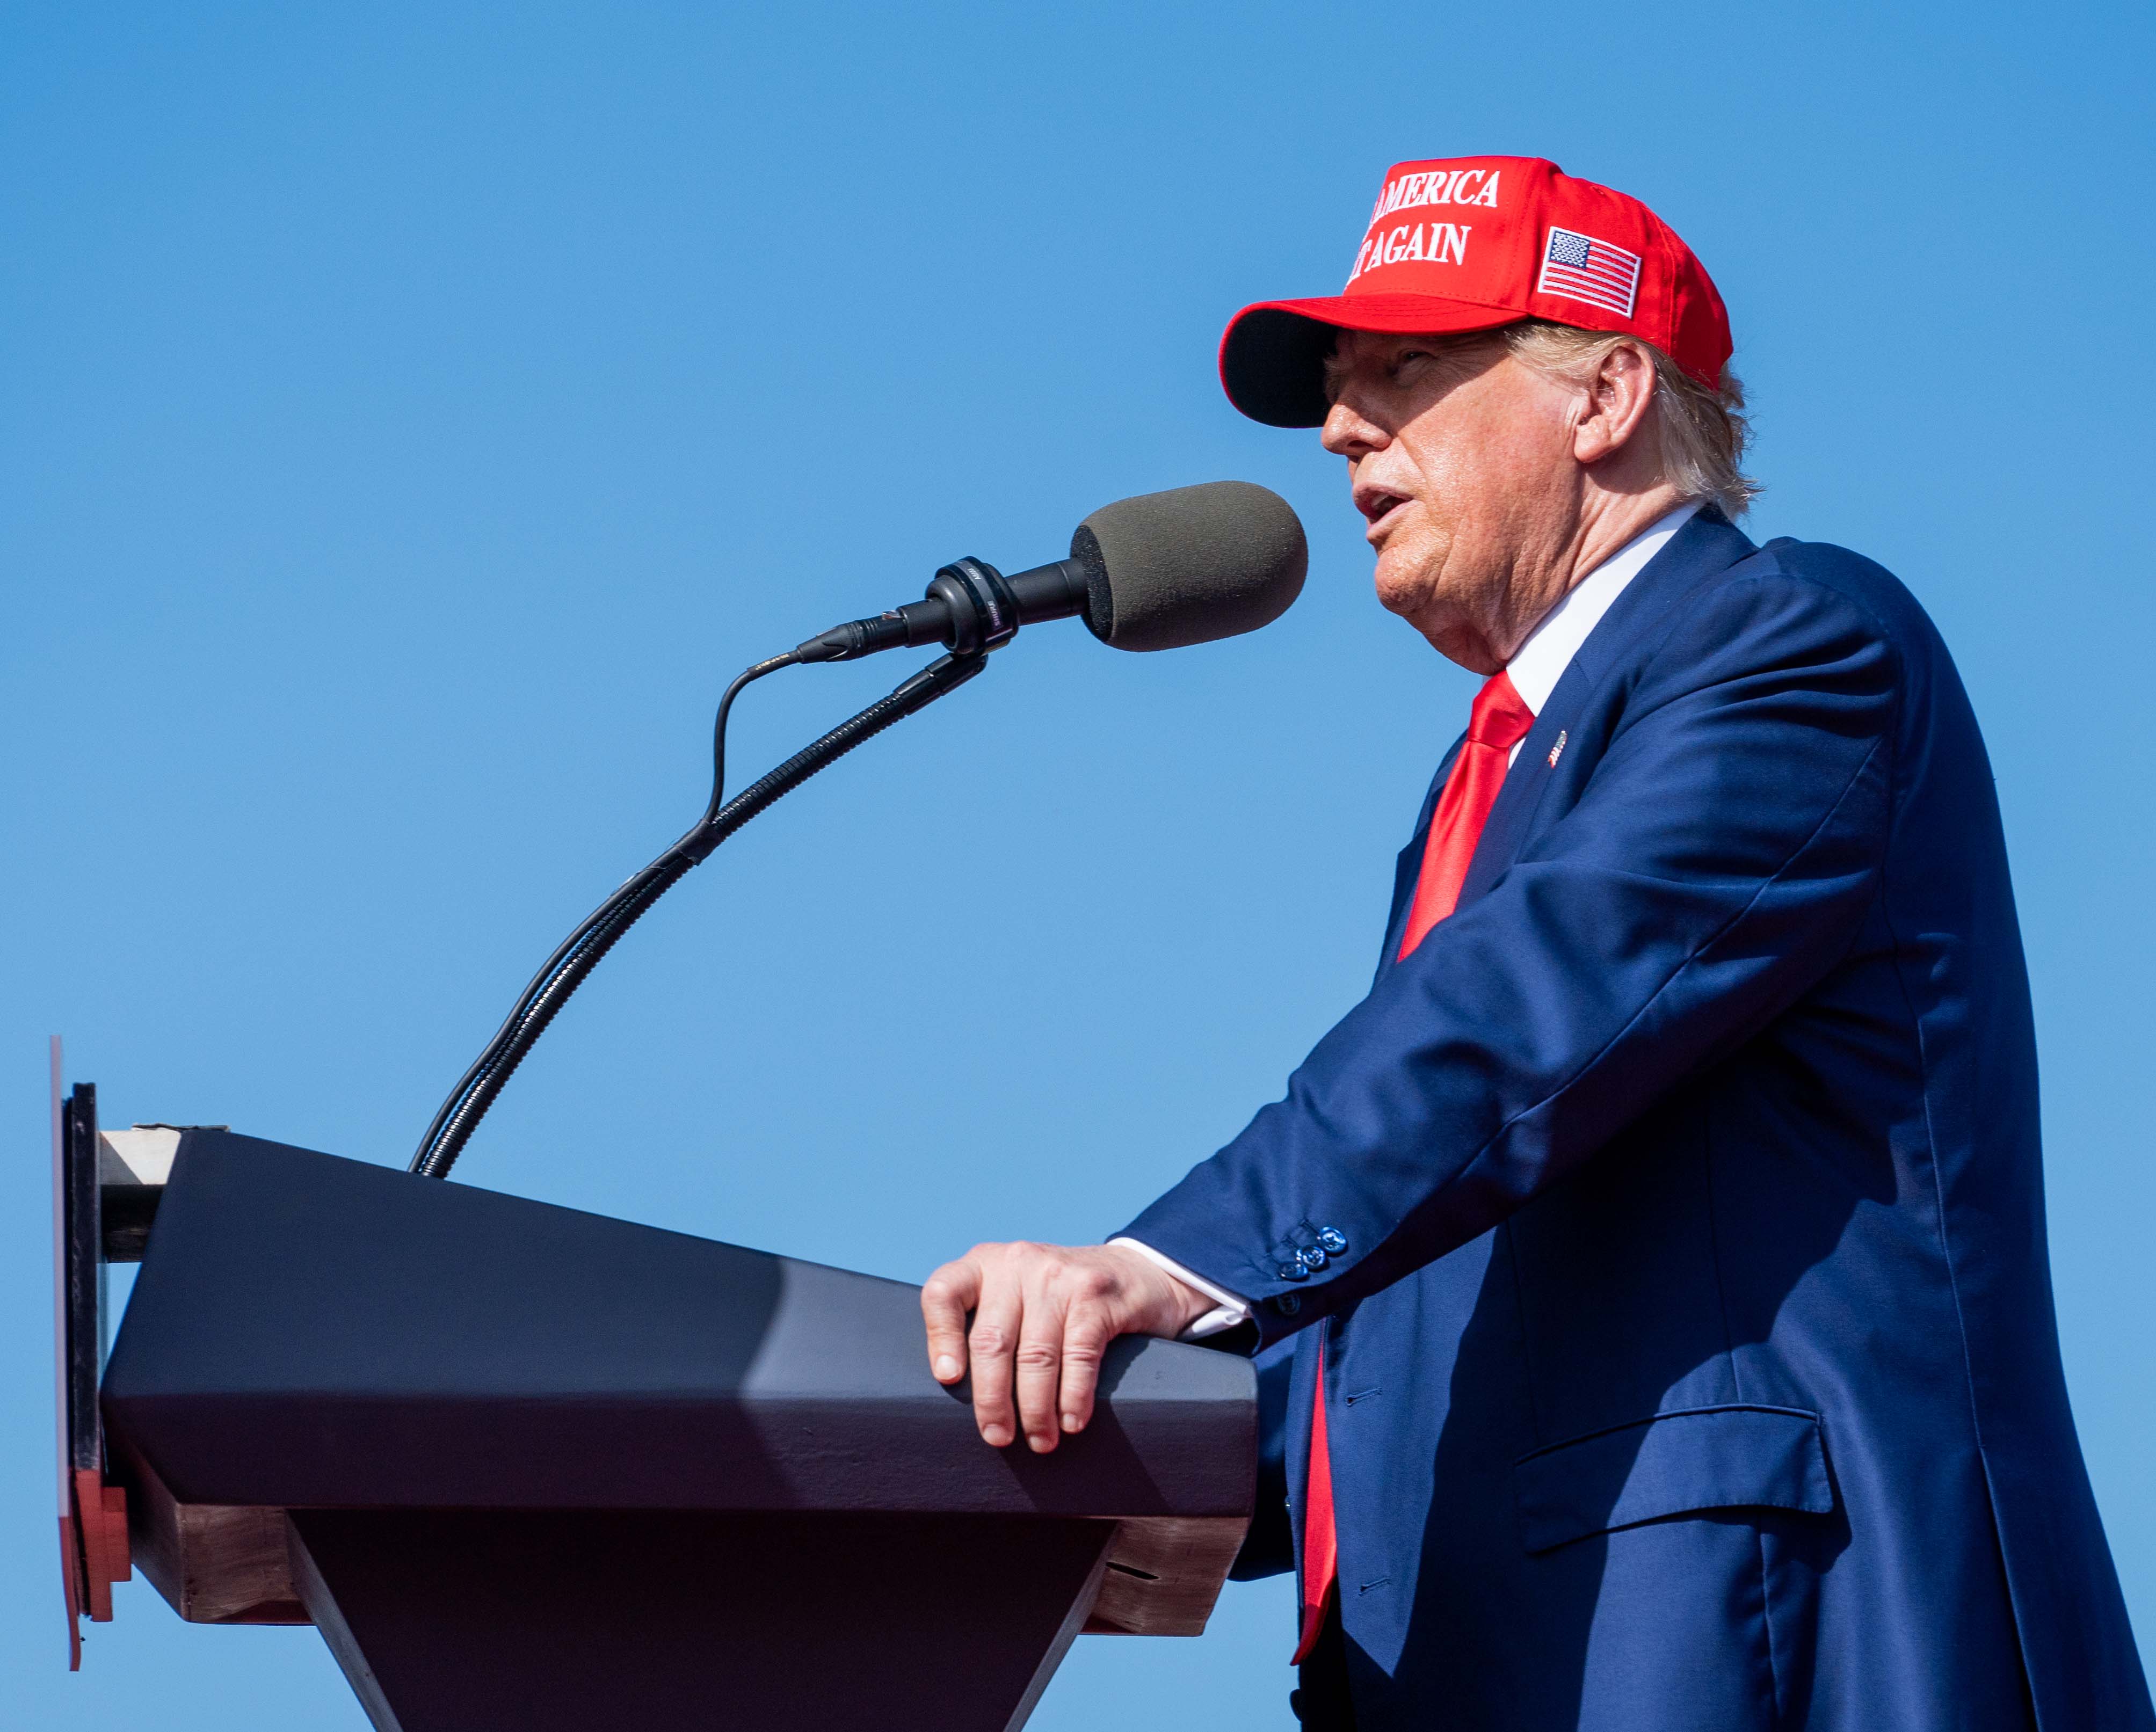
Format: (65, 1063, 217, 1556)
(1116, 571, 1900, 1348)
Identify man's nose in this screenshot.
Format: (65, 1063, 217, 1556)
(1320, 398, 1386, 458)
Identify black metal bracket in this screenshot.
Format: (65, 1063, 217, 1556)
(52, 1052, 130, 1664)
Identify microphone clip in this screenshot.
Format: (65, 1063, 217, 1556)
(795, 557, 1021, 665)
(924, 558, 1020, 658)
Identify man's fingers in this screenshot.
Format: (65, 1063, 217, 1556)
(919, 1241, 1203, 1453)
(1013, 1271, 1070, 1453)
(967, 1280, 1025, 1449)
(1058, 1308, 1111, 1438)
(920, 1259, 980, 1385)
(1052, 1261, 1121, 1440)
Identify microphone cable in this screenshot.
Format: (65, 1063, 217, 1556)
(409, 647, 990, 1181)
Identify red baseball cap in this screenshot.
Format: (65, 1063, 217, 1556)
(1220, 156, 1732, 427)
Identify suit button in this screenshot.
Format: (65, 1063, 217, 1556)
(1276, 1262, 1309, 1283)
(1317, 1228, 1347, 1254)
(1300, 1245, 1328, 1270)
(1275, 1294, 1302, 1316)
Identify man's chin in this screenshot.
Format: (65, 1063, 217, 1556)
(1371, 556, 1434, 623)
(1371, 578, 1499, 672)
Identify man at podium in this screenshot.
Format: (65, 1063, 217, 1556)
(921, 155, 2154, 1731)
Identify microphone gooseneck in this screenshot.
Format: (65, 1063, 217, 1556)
(408, 650, 989, 1181)
(409, 479, 1308, 1180)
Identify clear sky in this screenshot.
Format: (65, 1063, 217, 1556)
(4, 2, 2151, 1726)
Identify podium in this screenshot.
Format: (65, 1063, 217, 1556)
(78, 1123, 1255, 1729)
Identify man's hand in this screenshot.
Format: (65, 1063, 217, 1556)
(920, 1241, 1214, 1453)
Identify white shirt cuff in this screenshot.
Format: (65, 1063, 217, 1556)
(1109, 1238, 1255, 1339)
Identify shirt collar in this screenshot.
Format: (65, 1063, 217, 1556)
(1505, 501, 1700, 716)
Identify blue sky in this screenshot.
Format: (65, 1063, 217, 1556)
(4, 3, 2151, 1725)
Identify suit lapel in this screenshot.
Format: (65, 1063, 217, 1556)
(1375, 511, 1757, 978)
(1453, 510, 1759, 912)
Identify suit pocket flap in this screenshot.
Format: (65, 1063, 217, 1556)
(1514, 1404, 1833, 1554)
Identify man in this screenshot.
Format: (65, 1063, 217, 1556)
(921, 157, 2154, 1729)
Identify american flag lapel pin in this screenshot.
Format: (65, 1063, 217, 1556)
(1547, 729, 1567, 768)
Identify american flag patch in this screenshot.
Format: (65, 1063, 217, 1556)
(1536, 227, 1642, 318)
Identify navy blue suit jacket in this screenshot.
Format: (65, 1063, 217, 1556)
(1121, 512, 2152, 1731)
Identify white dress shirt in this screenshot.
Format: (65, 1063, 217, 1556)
(1116, 501, 1701, 1337)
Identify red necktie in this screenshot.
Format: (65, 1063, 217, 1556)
(1292, 669, 1535, 1666)
(1396, 671, 1537, 960)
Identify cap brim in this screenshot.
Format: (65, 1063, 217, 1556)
(1218, 294, 1527, 428)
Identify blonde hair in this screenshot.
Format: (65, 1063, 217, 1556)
(1500, 319, 1759, 519)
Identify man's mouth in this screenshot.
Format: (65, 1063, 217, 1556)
(1356, 488, 1411, 541)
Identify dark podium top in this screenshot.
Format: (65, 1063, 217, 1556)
(99, 1131, 1258, 1731)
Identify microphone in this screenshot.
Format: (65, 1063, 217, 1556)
(411, 481, 1307, 1181)
(794, 480, 1308, 664)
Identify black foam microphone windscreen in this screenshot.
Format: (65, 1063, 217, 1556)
(1070, 481, 1308, 652)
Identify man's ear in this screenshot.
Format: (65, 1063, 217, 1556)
(1572, 339, 1658, 465)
